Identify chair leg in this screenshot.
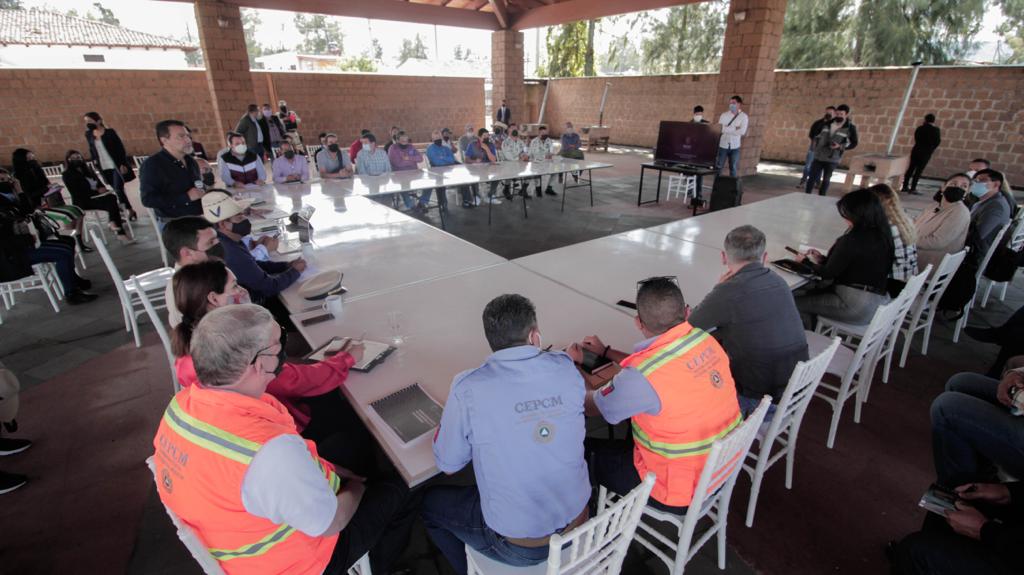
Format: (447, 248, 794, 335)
(130, 308, 142, 348)
(953, 300, 972, 343)
(826, 398, 845, 449)
(921, 317, 934, 356)
(39, 274, 60, 313)
(981, 280, 993, 307)
(999, 280, 1010, 302)
(716, 507, 728, 570)
(745, 454, 769, 527)
(784, 437, 798, 490)
(899, 325, 915, 368)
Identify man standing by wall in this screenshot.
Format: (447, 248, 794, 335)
(805, 104, 858, 196)
(902, 114, 942, 195)
(236, 104, 268, 161)
(496, 98, 511, 125)
(798, 106, 836, 188)
(716, 95, 749, 178)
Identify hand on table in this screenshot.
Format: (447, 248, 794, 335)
(956, 483, 1011, 506)
(801, 249, 824, 265)
(566, 343, 584, 364)
(997, 370, 1024, 407)
(290, 258, 307, 272)
(580, 335, 606, 356)
(946, 501, 988, 540)
(344, 342, 365, 365)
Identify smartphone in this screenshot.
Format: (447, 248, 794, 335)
(785, 246, 801, 256)
(300, 313, 332, 327)
(580, 349, 613, 375)
(616, 299, 637, 310)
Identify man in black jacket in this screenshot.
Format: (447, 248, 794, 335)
(902, 114, 942, 195)
(798, 106, 835, 188)
(805, 104, 859, 197)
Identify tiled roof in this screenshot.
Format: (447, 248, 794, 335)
(0, 9, 197, 50)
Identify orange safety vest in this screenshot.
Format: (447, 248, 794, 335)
(153, 385, 341, 575)
(620, 322, 742, 507)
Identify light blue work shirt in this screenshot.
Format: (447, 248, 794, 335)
(433, 345, 590, 539)
(592, 336, 663, 424)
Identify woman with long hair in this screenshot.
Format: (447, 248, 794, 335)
(171, 260, 374, 474)
(795, 188, 894, 329)
(10, 148, 89, 251)
(82, 111, 137, 221)
(61, 150, 132, 242)
(870, 183, 919, 295)
(914, 173, 971, 274)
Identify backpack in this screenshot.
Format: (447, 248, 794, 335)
(709, 176, 742, 211)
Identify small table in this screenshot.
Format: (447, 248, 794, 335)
(842, 153, 910, 193)
(637, 162, 718, 208)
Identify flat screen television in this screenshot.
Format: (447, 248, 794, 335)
(653, 121, 719, 167)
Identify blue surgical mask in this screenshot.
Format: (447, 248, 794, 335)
(969, 181, 990, 198)
(729, 103, 738, 113)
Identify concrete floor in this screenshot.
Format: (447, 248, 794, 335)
(0, 147, 1019, 574)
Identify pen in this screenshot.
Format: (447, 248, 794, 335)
(543, 344, 553, 351)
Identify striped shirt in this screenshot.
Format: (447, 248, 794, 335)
(890, 224, 919, 281)
(355, 148, 392, 176)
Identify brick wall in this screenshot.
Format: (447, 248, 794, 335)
(0, 69, 483, 165)
(526, 65, 1024, 183)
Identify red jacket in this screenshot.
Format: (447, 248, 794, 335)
(348, 139, 362, 163)
(175, 352, 355, 431)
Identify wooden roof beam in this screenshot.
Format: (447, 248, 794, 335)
(488, 0, 509, 28)
(511, 0, 698, 30)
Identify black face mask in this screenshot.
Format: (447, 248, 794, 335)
(86, 123, 98, 131)
(231, 219, 252, 237)
(540, 134, 548, 140)
(399, 143, 409, 149)
(943, 186, 967, 203)
(279, 106, 288, 114)
(833, 117, 845, 124)
(0, 182, 14, 195)
(204, 242, 225, 259)
(433, 139, 442, 146)
(482, 138, 490, 144)
(328, 143, 340, 152)
(202, 171, 216, 187)
(824, 114, 833, 121)
(284, 150, 295, 159)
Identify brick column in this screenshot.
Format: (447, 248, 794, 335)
(713, 0, 788, 177)
(491, 30, 525, 126)
(194, 0, 254, 138)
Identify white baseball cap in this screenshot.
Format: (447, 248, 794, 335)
(202, 191, 253, 223)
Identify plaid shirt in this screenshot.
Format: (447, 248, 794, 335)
(890, 224, 919, 281)
(355, 147, 392, 176)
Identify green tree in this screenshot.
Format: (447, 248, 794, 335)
(371, 38, 384, 62)
(398, 34, 428, 65)
(241, 8, 264, 68)
(294, 14, 344, 55)
(777, 0, 853, 69)
(994, 0, 1024, 63)
(90, 2, 119, 26)
(340, 52, 377, 72)
(538, 21, 589, 77)
(640, 2, 728, 74)
(0, 0, 23, 8)
(453, 45, 473, 61)
(599, 34, 641, 75)
(851, 0, 985, 65)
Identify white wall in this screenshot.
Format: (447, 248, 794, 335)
(0, 45, 192, 69)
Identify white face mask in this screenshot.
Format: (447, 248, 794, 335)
(966, 170, 977, 178)
(693, 114, 703, 122)
(233, 144, 247, 155)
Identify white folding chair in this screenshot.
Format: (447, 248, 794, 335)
(0, 263, 63, 313)
(147, 207, 171, 268)
(134, 155, 149, 171)
(954, 223, 1011, 342)
(666, 174, 697, 203)
(807, 298, 897, 449)
(133, 276, 178, 393)
(41, 165, 63, 180)
(90, 229, 173, 347)
(981, 216, 1024, 307)
(898, 250, 967, 367)
(816, 267, 931, 384)
(743, 337, 840, 527)
(468, 474, 656, 575)
(600, 398, 771, 575)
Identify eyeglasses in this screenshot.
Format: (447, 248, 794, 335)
(249, 324, 288, 366)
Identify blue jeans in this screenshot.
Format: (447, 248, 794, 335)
(801, 147, 815, 181)
(738, 394, 777, 421)
(716, 147, 740, 177)
(28, 240, 77, 293)
(421, 485, 549, 575)
(931, 372, 1024, 486)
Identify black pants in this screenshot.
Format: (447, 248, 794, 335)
(805, 160, 836, 196)
(891, 510, 1014, 574)
(584, 437, 688, 514)
(76, 194, 123, 230)
(902, 154, 932, 193)
(983, 303, 1024, 377)
(100, 168, 131, 208)
(322, 476, 422, 575)
(300, 391, 376, 478)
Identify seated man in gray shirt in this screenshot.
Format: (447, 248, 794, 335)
(688, 225, 809, 416)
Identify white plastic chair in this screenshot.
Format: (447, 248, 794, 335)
(601, 397, 771, 575)
(743, 336, 840, 527)
(147, 207, 171, 268)
(41, 165, 63, 179)
(980, 216, 1024, 307)
(146, 456, 372, 575)
(807, 298, 898, 449)
(954, 223, 1011, 343)
(816, 266, 931, 384)
(132, 275, 178, 393)
(90, 229, 173, 347)
(134, 155, 149, 171)
(467, 473, 656, 575)
(898, 251, 967, 367)
(0, 263, 63, 313)
(667, 174, 697, 203)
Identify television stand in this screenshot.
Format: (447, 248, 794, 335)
(637, 162, 717, 207)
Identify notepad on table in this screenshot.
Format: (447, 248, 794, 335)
(370, 383, 443, 444)
(306, 337, 394, 372)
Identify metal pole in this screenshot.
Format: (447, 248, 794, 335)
(538, 79, 550, 125)
(887, 61, 922, 156)
(598, 81, 611, 126)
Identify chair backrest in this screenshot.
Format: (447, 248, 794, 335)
(888, 266, 932, 330)
(133, 275, 178, 393)
(974, 222, 1011, 284)
(134, 155, 149, 170)
(90, 228, 132, 303)
(307, 144, 322, 163)
(547, 473, 656, 574)
(42, 165, 63, 179)
(147, 207, 170, 268)
(764, 337, 841, 442)
(1008, 216, 1024, 251)
(846, 299, 899, 379)
(922, 250, 967, 304)
(145, 457, 227, 575)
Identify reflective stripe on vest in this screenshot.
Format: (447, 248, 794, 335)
(209, 524, 296, 560)
(634, 329, 710, 376)
(631, 413, 742, 459)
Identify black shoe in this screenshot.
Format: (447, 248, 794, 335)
(535, 186, 542, 198)
(77, 243, 94, 253)
(128, 210, 138, 222)
(74, 276, 92, 290)
(545, 187, 557, 196)
(964, 326, 1002, 345)
(503, 191, 514, 200)
(573, 173, 580, 183)
(461, 201, 472, 208)
(0, 471, 27, 495)
(0, 438, 31, 456)
(66, 290, 98, 305)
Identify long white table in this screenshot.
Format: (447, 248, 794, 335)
(292, 263, 640, 486)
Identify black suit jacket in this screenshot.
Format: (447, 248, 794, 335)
(496, 105, 511, 124)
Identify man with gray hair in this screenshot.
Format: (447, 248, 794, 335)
(689, 225, 809, 416)
(153, 304, 420, 574)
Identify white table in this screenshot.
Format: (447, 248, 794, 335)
(291, 263, 641, 486)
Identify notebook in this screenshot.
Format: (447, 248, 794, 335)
(918, 483, 959, 517)
(370, 383, 444, 444)
(306, 337, 394, 372)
